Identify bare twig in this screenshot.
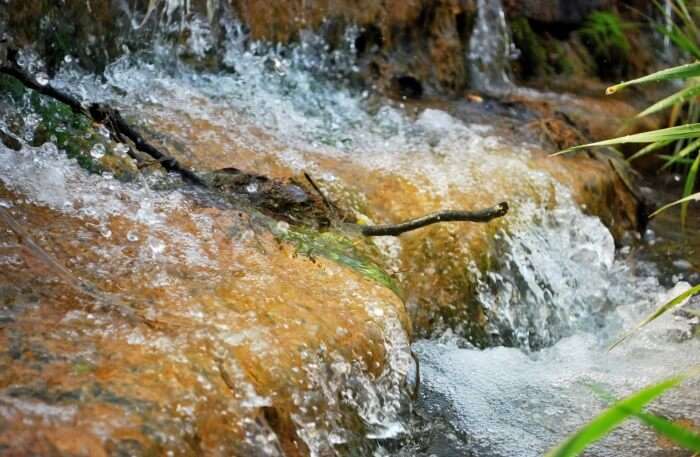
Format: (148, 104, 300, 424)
(360, 202, 509, 237)
(303, 171, 336, 214)
(1, 46, 510, 236)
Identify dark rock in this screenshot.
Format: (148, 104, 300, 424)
(505, 0, 614, 25)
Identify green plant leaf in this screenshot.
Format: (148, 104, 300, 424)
(606, 62, 700, 95)
(587, 380, 700, 452)
(657, 154, 697, 165)
(609, 284, 700, 351)
(637, 83, 700, 118)
(553, 124, 700, 156)
(681, 153, 700, 224)
(634, 412, 700, 451)
(627, 140, 673, 162)
(660, 137, 700, 170)
(545, 376, 684, 457)
(650, 192, 700, 217)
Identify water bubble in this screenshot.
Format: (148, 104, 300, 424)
(127, 231, 139, 242)
(90, 143, 106, 159)
(114, 143, 130, 157)
(100, 226, 112, 239)
(35, 72, 49, 86)
(148, 237, 166, 255)
(64, 54, 73, 64)
(97, 125, 111, 139)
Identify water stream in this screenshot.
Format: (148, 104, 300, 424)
(1, 4, 699, 457)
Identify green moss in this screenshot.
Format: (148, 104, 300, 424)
(0, 74, 27, 102)
(549, 41, 575, 76)
(511, 17, 549, 79)
(579, 11, 634, 80)
(279, 226, 402, 297)
(0, 85, 137, 179)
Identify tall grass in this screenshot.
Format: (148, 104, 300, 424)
(557, 1, 700, 225)
(548, 3, 700, 454)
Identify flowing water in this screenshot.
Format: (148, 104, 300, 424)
(468, 0, 519, 96)
(1, 4, 699, 457)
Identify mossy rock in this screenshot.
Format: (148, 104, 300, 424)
(277, 224, 402, 298)
(0, 80, 138, 179)
(511, 16, 550, 79)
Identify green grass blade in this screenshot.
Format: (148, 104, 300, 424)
(606, 62, 700, 95)
(634, 412, 700, 451)
(545, 376, 684, 457)
(681, 153, 700, 224)
(637, 83, 700, 118)
(657, 154, 697, 165)
(627, 140, 673, 162)
(609, 284, 700, 351)
(553, 124, 700, 156)
(660, 137, 700, 170)
(587, 379, 700, 452)
(650, 192, 700, 217)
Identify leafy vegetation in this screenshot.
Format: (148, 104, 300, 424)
(546, 375, 699, 457)
(549, 4, 700, 455)
(580, 11, 634, 79)
(557, 1, 700, 225)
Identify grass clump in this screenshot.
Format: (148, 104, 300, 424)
(580, 11, 634, 80)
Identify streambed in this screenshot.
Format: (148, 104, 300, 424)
(0, 9, 699, 457)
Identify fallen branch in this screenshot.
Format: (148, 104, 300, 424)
(360, 202, 509, 237)
(1, 45, 509, 236)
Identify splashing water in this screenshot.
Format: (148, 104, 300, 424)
(1, 14, 698, 457)
(468, 0, 519, 95)
(406, 205, 700, 457)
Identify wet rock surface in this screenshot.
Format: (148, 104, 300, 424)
(0, 0, 684, 455)
(0, 180, 410, 456)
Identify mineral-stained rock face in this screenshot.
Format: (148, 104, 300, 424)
(0, 176, 411, 456)
(229, 0, 477, 95)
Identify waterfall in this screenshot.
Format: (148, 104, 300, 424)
(468, 0, 519, 95)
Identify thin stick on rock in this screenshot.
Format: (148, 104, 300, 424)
(360, 202, 509, 237)
(1, 45, 509, 236)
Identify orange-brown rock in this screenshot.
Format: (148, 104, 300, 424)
(0, 181, 410, 456)
(230, 0, 477, 95)
(137, 93, 641, 342)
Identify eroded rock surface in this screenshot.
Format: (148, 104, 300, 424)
(0, 174, 410, 456)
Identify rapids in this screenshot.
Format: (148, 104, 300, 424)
(0, 4, 698, 457)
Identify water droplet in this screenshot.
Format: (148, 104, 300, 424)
(36, 72, 49, 86)
(114, 143, 130, 157)
(100, 226, 112, 239)
(90, 143, 106, 159)
(148, 237, 166, 255)
(97, 125, 110, 139)
(64, 54, 73, 64)
(127, 231, 139, 242)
